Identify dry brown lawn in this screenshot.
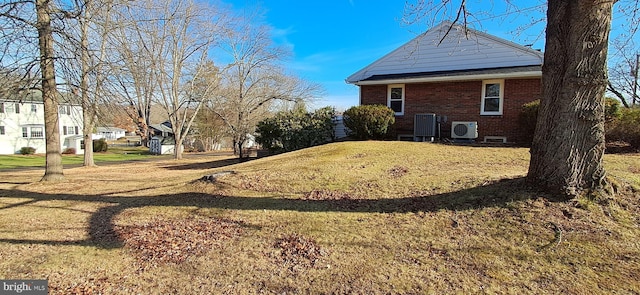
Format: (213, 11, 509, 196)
(0, 142, 639, 294)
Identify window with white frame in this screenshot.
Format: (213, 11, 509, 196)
(63, 126, 78, 135)
(31, 126, 43, 138)
(388, 84, 405, 115)
(0, 102, 4, 113)
(31, 104, 37, 112)
(59, 105, 71, 115)
(481, 80, 504, 115)
(0, 126, 5, 135)
(21, 126, 44, 138)
(4, 103, 16, 113)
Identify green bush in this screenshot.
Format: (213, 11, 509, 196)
(256, 107, 336, 152)
(519, 97, 622, 145)
(518, 100, 540, 144)
(19, 147, 36, 155)
(604, 97, 622, 122)
(93, 138, 108, 152)
(343, 105, 395, 140)
(607, 106, 640, 148)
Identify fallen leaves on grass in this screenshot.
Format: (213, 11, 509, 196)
(303, 189, 353, 200)
(50, 278, 109, 295)
(115, 217, 244, 271)
(388, 165, 409, 178)
(272, 233, 329, 271)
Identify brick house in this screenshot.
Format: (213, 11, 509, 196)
(346, 21, 544, 143)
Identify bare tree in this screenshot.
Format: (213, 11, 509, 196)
(57, 0, 118, 167)
(1, 0, 98, 179)
(213, 19, 322, 159)
(36, 0, 64, 180)
(404, 0, 639, 198)
(108, 0, 160, 147)
(149, 1, 225, 160)
(608, 40, 639, 107)
(107, 0, 226, 159)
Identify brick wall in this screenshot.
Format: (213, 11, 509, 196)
(359, 78, 541, 143)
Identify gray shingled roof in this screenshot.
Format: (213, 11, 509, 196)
(362, 65, 542, 82)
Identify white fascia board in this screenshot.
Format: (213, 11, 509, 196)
(351, 71, 541, 86)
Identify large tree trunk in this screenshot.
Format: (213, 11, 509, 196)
(37, 0, 64, 181)
(527, 0, 612, 197)
(81, 7, 96, 167)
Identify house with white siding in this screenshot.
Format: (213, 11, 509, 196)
(0, 90, 84, 154)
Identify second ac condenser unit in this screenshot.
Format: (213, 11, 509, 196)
(451, 121, 478, 139)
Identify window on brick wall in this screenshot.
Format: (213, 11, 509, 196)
(481, 80, 504, 115)
(387, 84, 405, 115)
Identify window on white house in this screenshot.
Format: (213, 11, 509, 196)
(481, 80, 504, 115)
(31, 126, 43, 138)
(0, 126, 5, 135)
(388, 84, 405, 115)
(31, 104, 37, 112)
(0, 102, 4, 113)
(21, 126, 44, 138)
(59, 105, 71, 115)
(63, 126, 78, 135)
(15, 103, 20, 114)
(5, 103, 15, 113)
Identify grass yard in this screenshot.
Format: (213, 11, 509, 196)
(0, 141, 638, 294)
(0, 146, 156, 170)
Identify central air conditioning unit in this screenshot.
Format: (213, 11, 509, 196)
(414, 113, 436, 142)
(451, 121, 478, 139)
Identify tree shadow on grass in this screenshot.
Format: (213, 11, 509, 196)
(0, 177, 550, 249)
(161, 158, 241, 170)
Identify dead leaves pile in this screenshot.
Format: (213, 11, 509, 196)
(115, 217, 244, 271)
(273, 233, 328, 271)
(388, 165, 409, 178)
(303, 189, 353, 201)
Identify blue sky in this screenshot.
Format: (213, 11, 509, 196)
(222, 1, 549, 111)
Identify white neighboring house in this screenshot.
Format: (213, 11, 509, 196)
(0, 90, 84, 154)
(94, 127, 126, 140)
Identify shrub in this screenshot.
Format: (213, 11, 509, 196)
(519, 97, 622, 145)
(606, 106, 640, 148)
(93, 138, 108, 152)
(62, 147, 76, 154)
(256, 107, 336, 152)
(604, 97, 622, 122)
(343, 105, 395, 140)
(518, 100, 539, 144)
(19, 147, 36, 155)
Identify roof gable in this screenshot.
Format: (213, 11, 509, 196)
(346, 21, 544, 84)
